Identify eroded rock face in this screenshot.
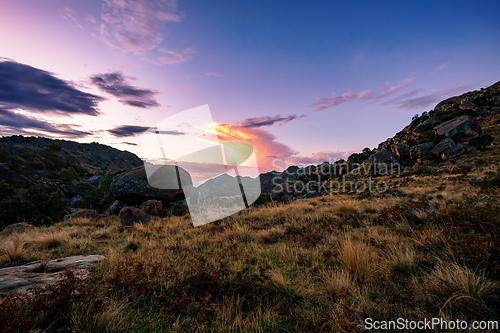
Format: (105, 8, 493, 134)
(431, 138, 465, 160)
(0, 255, 104, 294)
(109, 165, 193, 205)
(433, 115, 481, 138)
(118, 206, 153, 228)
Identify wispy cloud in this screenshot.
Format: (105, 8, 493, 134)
(157, 48, 196, 65)
(0, 59, 102, 116)
(237, 114, 304, 128)
(90, 72, 159, 108)
(387, 82, 480, 110)
(311, 77, 416, 111)
(108, 125, 185, 137)
(62, 7, 84, 30)
(0, 108, 91, 138)
(100, 0, 181, 52)
(429, 63, 448, 76)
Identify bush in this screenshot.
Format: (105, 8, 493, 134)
(59, 167, 79, 181)
(28, 158, 46, 170)
(0, 180, 15, 201)
(468, 134, 494, 150)
(44, 142, 63, 152)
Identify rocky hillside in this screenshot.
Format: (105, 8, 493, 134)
(261, 80, 500, 199)
(0, 136, 143, 227)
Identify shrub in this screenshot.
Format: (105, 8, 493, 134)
(59, 167, 79, 181)
(28, 158, 46, 170)
(44, 142, 63, 152)
(468, 134, 494, 150)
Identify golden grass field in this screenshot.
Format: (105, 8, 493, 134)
(1, 145, 499, 332)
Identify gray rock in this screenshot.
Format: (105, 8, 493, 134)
(118, 206, 153, 228)
(433, 115, 481, 138)
(369, 151, 399, 167)
(390, 143, 410, 160)
(139, 199, 163, 214)
(85, 176, 102, 187)
(63, 208, 99, 221)
(69, 195, 82, 208)
(109, 165, 194, 205)
(107, 200, 127, 215)
(430, 138, 465, 160)
(0, 255, 104, 294)
(1, 222, 36, 236)
(409, 142, 434, 162)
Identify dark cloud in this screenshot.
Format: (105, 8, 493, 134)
(0, 108, 91, 138)
(238, 114, 303, 128)
(0, 60, 102, 115)
(108, 125, 185, 137)
(91, 72, 159, 108)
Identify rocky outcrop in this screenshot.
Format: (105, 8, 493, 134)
(0, 255, 104, 294)
(107, 200, 127, 215)
(0, 222, 36, 235)
(433, 115, 481, 139)
(431, 138, 465, 160)
(369, 151, 399, 167)
(409, 142, 434, 163)
(390, 143, 410, 160)
(63, 208, 105, 222)
(118, 206, 153, 228)
(139, 199, 163, 214)
(110, 165, 193, 205)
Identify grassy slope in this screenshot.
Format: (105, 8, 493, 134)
(1, 138, 499, 332)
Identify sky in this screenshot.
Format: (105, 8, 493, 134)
(1, 0, 500, 176)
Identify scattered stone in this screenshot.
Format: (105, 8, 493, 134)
(63, 208, 99, 221)
(0, 222, 36, 236)
(431, 138, 465, 160)
(433, 115, 481, 138)
(139, 199, 163, 215)
(68, 195, 82, 208)
(109, 165, 194, 205)
(0, 255, 104, 294)
(118, 206, 153, 228)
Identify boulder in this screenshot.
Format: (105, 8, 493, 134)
(107, 200, 127, 215)
(118, 206, 152, 228)
(433, 115, 481, 138)
(430, 138, 465, 160)
(369, 151, 399, 167)
(68, 195, 82, 208)
(0, 255, 104, 294)
(390, 143, 410, 160)
(409, 142, 434, 163)
(139, 199, 163, 215)
(63, 208, 100, 221)
(109, 165, 194, 205)
(85, 176, 102, 187)
(1, 222, 36, 236)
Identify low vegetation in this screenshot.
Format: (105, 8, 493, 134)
(1, 153, 499, 332)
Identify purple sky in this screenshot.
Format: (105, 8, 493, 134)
(1, 0, 499, 172)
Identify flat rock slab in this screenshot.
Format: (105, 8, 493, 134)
(0, 254, 104, 294)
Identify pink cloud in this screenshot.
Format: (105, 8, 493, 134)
(205, 72, 224, 77)
(312, 77, 416, 111)
(429, 63, 449, 76)
(158, 48, 196, 65)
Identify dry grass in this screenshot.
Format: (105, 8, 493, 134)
(340, 236, 377, 282)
